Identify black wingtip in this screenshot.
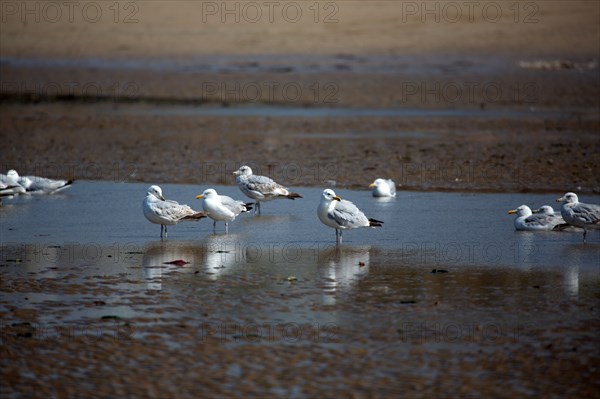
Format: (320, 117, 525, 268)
(368, 218, 384, 227)
(65, 180, 74, 186)
(553, 223, 570, 231)
(186, 211, 207, 220)
(244, 202, 255, 211)
(287, 193, 303, 200)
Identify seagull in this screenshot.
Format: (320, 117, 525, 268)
(0, 170, 26, 197)
(556, 192, 600, 243)
(507, 204, 565, 231)
(533, 205, 562, 217)
(1, 169, 73, 195)
(233, 165, 302, 214)
(369, 178, 396, 197)
(318, 189, 383, 244)
(0, 171, 26, 198)
(143, 185, 206, 238)
(195, 188, 253, 233)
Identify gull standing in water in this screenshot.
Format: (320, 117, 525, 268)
(318, 189, 383, 244)
(196, 188, 253, 233)
(233, 165, 302, 214)
(556, 192, 600, 243)
(507, 205, 565, 231)
(143, 185, 206, 238)
(369, 178, 396, 197)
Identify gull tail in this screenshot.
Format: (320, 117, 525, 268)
(368, 218, 384, 227)
(183, 211, 207, 221)
(51, 180, 75, 193)
(286, 192, 303, 200)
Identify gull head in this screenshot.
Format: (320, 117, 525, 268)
(322, 189, 341, 202)
(233, 165, 252, 176)
(369, 178, 386, 189)
(147, 185, 165, 201)
(6, 170, 20, 185)
(508, 205, 532, 217)
(556, 192, 578, 204)
(533, 205, 555, 215)
(196, 188, 218, 200)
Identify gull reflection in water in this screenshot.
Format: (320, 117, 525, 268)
(318, 245, 371, 305)
(200, 234, 240, 281)
(142, 241, 198, 290)
(561, 245, 584, 299)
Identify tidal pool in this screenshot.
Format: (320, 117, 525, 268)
(1, 181, 599, 398)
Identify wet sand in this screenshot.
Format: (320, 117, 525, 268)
(1, 182, 600, 398)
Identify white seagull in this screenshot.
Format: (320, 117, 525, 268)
(533, 205, 562, 217)
(369, 178, 396, 197)
(0, 170, 27, 197)
(195, 188, 253, 233)
(507, 204, 565, 231)
(233, 165, 302, 214)
(1, 169, 73, 195)
(0, 170, 26, 198)
(143, 185, 206, 238)
(318, 189, 383, 244)
(556, 192, 600, 243)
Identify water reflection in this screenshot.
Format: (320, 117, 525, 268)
(200, 234, 240, 280)
(317, 245, 371, 305)
(142, 241, 198, 290)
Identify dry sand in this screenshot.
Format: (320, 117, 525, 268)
(1, 1, 599, 192)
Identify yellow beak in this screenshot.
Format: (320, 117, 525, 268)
(507, 209, 517, 214)
(333, 196, 342, 201)
(556, 197, 564, 202)
(195, 195, 204, 199)
(369, 183, 376, 188)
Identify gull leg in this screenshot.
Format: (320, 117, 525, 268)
(165, 225, 168, 239)
(583, 229, 587, 244)
(213, 220, 216, 233)
(339, 230, 343, 244)
(160, 225, 163, 238)
(256, 201, 261, 215)
(225, 222, 229, 234)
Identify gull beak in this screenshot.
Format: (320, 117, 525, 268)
(556, 197, 564, 202)
(232, 170, 240, 176)
(195, 195, 204, 199)
(333, 196, 342, 201)
(532, 209, 541, 214)
(368, 183, 376, 188)
(507, 209, 517, 214)
(160, 195, 165, 201)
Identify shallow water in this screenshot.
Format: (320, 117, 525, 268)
(110, 104, 571, 120)
(2, 180, 598, 322)
(1, 181, 599, 397)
